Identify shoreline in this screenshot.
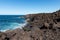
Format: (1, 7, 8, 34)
(0, 20, 27, 32)
(0, 10, 60, 40)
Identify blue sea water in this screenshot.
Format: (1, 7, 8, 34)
(0, 15, 26, 32)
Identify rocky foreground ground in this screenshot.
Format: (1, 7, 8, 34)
(0, 10, 60, 40)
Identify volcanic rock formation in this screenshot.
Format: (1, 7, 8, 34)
(0, 10, 60, 40)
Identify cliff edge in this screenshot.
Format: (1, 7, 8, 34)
(0, 10, 60, 40)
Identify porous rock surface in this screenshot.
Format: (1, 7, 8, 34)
(0, 10, 60, 40)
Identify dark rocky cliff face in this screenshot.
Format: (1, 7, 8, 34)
(0, 10, 60, 40)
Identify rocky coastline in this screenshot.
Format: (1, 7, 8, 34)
(0, 10, 60, 40)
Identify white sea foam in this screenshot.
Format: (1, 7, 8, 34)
(0, 29, 10, 32)
(0, 20, 27, 32)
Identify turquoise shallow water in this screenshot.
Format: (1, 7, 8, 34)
(0, 15, 26, 32)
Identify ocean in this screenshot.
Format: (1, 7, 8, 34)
(0, 15, 26, 32)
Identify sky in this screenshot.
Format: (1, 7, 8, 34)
(0, 0, 60, 15)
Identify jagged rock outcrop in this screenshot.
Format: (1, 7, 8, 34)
(0, 10, 60, 40)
